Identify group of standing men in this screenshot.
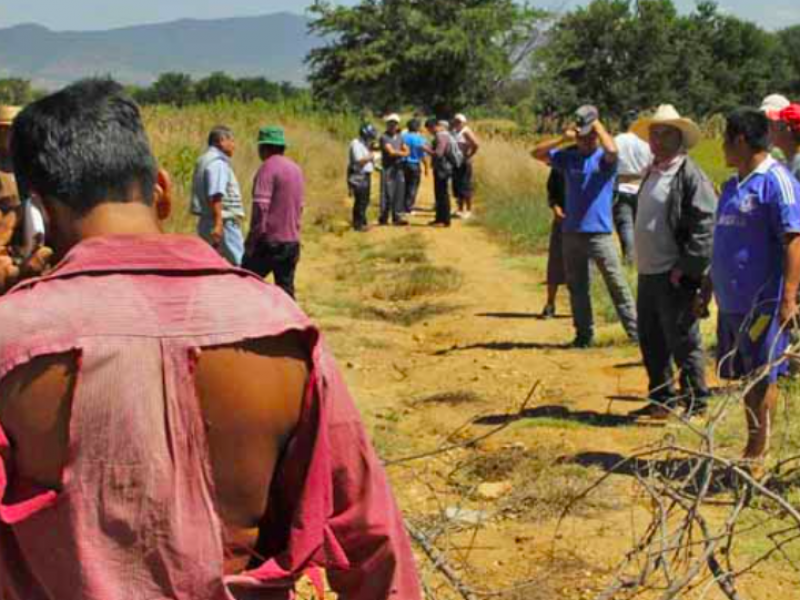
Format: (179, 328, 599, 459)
(348, 112, 480, 230)
(191, 123, 305, 298)
(534, 96, 800, 464)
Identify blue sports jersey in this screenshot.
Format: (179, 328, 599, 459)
(549, 147, 617, 233)
(402, 132, 428, 165)
(712, 156, 800, 315)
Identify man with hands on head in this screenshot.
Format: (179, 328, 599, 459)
(533, 105, 638, 348)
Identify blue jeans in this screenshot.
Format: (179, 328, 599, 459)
(198, 217, 245, 266)
(562, 232, 638, 342)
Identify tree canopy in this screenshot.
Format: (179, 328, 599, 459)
(306, 0, 548, 116)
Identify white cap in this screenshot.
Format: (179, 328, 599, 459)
(384, 113, 401, 123)
(454, 113, 468, 123)
(760, 94, 791, 120)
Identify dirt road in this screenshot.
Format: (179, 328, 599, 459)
(296, 181, 793, 599)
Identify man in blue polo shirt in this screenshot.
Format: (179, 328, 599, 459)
(533, 105, 638, 347)
(699, 108, 800, 462)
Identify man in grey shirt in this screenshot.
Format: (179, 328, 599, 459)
(630, 105, 716, 419)
(191, 125, 246, 265)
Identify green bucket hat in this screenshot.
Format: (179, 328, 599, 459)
(257, 125, 288, 147)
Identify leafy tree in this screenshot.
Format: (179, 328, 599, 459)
(778, 25, 800, 97)
(0, 78, 39, 105)
(149, 72, 196, 107)
(306, 0, 548, 116)
(195, 72, 240, 103)
(531, 0, 795, 120)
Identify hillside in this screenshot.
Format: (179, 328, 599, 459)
(0, 12, 321, 89)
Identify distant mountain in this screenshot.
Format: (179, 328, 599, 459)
(0, 13, 323, 89)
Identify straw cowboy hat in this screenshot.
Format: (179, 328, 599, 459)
(0, 106, 21, 127)
(632, 104, 702, 149)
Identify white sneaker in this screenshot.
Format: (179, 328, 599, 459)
(462, 211, 473, 220)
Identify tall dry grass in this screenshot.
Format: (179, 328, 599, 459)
(142, 101, 358, 235)
(473, 136, 552, 253)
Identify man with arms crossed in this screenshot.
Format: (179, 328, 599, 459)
(699, 108, 800, 463)
(0, 79, 421, 600)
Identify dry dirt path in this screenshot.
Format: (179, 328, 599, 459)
(295, 178, 791, 599)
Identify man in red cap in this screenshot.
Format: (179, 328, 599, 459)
(773, 104, 800, 180)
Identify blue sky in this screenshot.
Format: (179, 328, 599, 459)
(1, 0, 798, 31)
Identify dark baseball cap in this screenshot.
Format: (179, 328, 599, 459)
(575, 105, 599, 136)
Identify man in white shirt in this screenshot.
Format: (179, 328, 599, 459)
(348, 123, 378, 231)
(614, 110, 652, 263)
(629, 105, 716, 419)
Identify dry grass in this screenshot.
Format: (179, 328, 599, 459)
(143, 102, 354, 236)
(473, 137, 552, 253)
(373, 264, 463, 302)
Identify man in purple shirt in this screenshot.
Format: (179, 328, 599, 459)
(244, 126, 305, 299)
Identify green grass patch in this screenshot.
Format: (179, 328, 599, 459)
(361, 233, 429, 264)
(690, 138, 732, 187)
(374, 265, 463, 301)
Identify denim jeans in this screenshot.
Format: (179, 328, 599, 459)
(403, 162, 422, 212)
(380, 166, 406, 224)
(637, 273, 709, 405)
(562, 232, 638, 342)
(613, 191, 637, 264)
(197, 217, 245, 266)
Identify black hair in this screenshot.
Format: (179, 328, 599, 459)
(261, 144, 286, 156)
(725, 108, 770, 152)
(11, 78, 157, 215)
(208, 125, 234, 147)
(621, 110, 638, 132)
(424, 117, 437, 129)
(408, 118, 421, 132)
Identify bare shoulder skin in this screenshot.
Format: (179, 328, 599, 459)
(0, 331, 307, 573)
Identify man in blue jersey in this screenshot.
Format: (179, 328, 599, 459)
(402, 118, 428, 214)
(699, 108, 800, 461)
(533, 105, 638, 348)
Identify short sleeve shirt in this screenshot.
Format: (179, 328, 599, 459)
(402, 132, 427, 165)
(712, 156, 800, 314)
(380, 133, 405, 170)
(549, 147, 617, 233)
(349, 139, 374, 174)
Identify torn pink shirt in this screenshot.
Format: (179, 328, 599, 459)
(0, 234, 421, 600)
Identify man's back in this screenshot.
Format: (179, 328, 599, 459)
(0, 235, 419, 600)
(252, 155, 305, 244)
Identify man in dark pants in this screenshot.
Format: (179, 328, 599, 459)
(348, 123, 377, 231)
(425, 118, 454, 228)
(628, 105, 716, 419)
(244, 126, 305, 299)
(379, 114, 409, 226)
(613, 110, 652, 263)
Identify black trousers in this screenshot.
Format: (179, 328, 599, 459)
(434, 172, 451, 225)
(244, 241, 301, 299)
(637, 273, 709, 405)
(351, 180, 371, 230)
(403, 162, 422, 212)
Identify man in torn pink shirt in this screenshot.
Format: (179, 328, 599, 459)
(0, 79, 421, 600)
(243, 126, 304, 299)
